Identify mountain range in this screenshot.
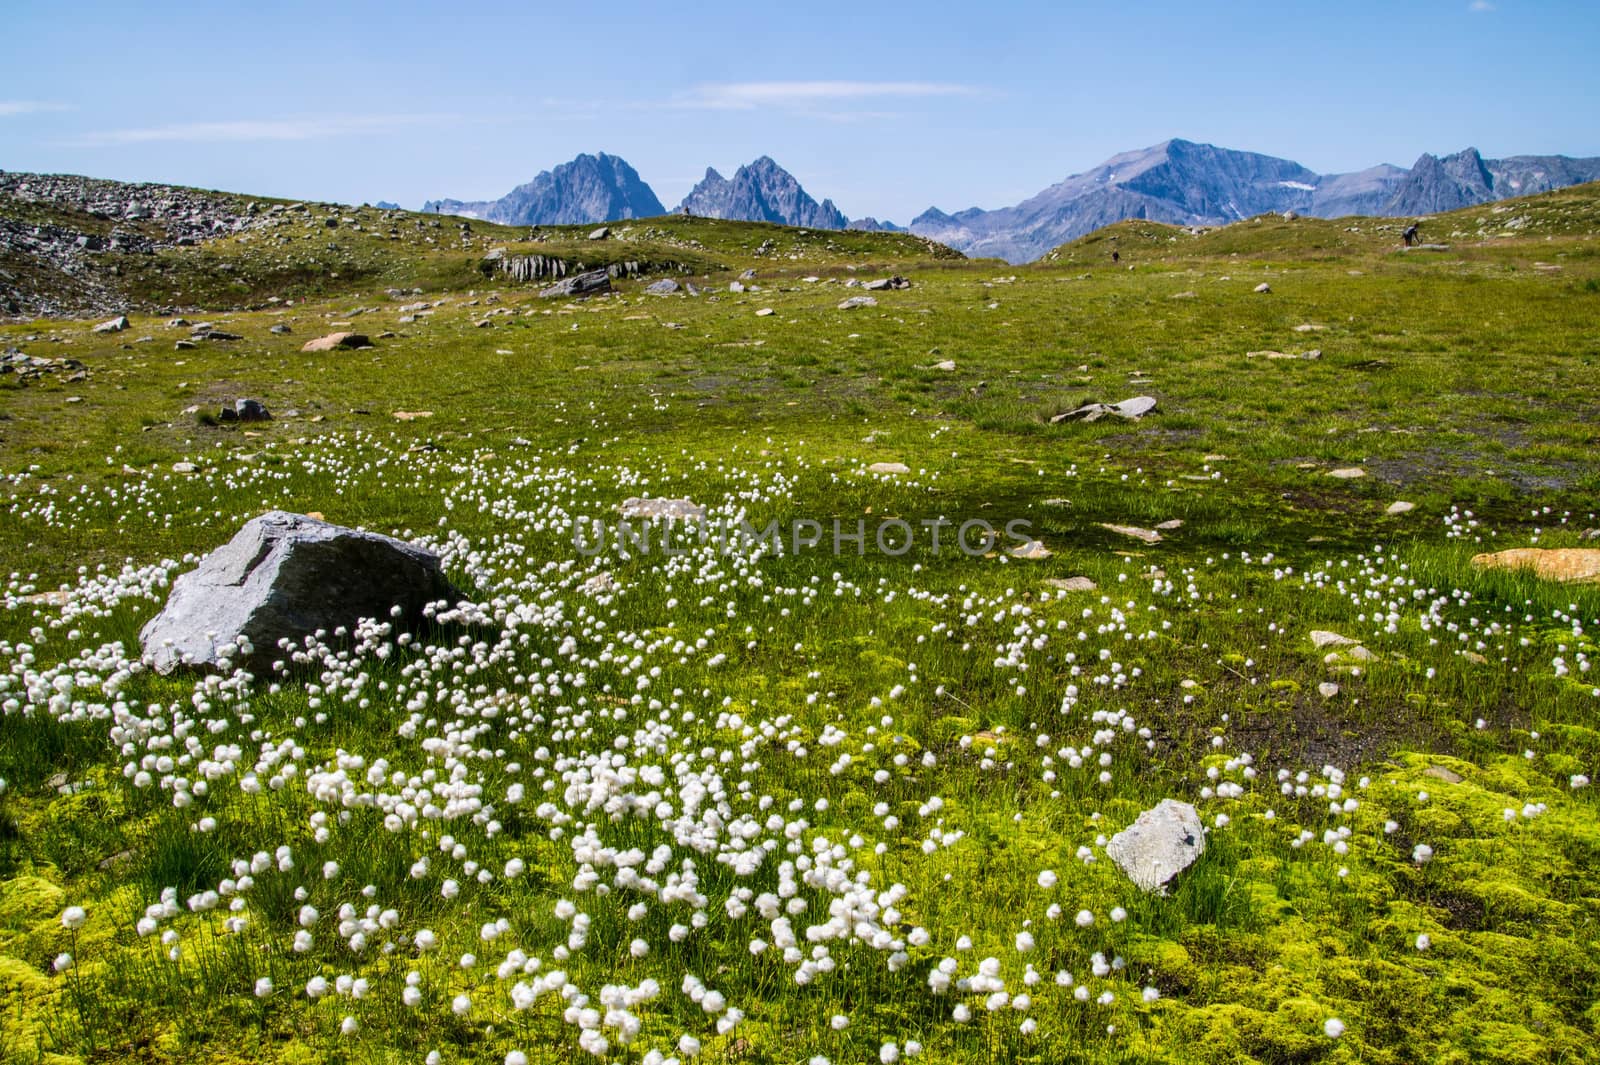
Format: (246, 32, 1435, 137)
(421, 141, 1600, 263)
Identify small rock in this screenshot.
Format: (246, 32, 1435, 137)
(1009, 540, 1052, 560)
(1424, 766, 1463, 785)
(1100, 523, 1161, 544)
(644, 279, 680, 295)
(93, 315, 130, 334)
(1253, 282, 1271, 294)
(1386, 501, 1416, 515)
(1044, 576, 1097, 593)
(233, 399, 270, 423)
(392, 410, 433, 421)
(588, 226, 610, 240)
(755, 308, 774, 317)
(301, 332, 370, 352)
(1328, 467, 1366, 479)
(1470, 548, 1600, 584)
(867, 462, 911, 475)
(619, 497, 705, 522)
(838, 296, 878, 310)
(1317, 682, 1341, 699)
(1106, 799, 1205, 894)
(1154, 519, 1184, 531)
(269, 324, 292, 335)
(1310, 630, 1357, 649)
(933, 359, 956, 371)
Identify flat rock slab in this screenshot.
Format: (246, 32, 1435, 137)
(93, 315, 129, 333)
(1051, 395, 1157, 424)
(644, 279, 680, 295)
(1009, 540, 1052, 560)
(1386, 501, 1416, 515)
(540, 269, 612, 299)
(140, 511, 457, 674)
(1328, 467, 1366, 479)
(619, 497, 705, 522)
(1310, 630, 1357, 649)
(1101, 523, 1162, 544)
(838, 296, 878, 310)
(301, 332, 370, 352)
(1106, 799, 1205, 893)
(868, 462, 911, 474)
(1045, 577, 1097, 593)
(1471, 548, 1600, 584)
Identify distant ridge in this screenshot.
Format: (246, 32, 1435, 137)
(423, 152, 664, 225)
(907, 139, 1600, 263)
(676, 157, 847, 230)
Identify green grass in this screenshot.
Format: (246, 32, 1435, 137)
(1, 182, 1599, 1065)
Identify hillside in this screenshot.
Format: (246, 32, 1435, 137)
(0, 171, 962, 319)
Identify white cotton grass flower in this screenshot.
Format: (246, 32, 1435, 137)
(254, 977, 273, 998)
(1416, 933, 1431, 951)
(1412, 843, 1434, 865)
(340, 1015, 358, 1035)
(61, 906, 86, 930)
(1037, 869, 1058, 889)
(53, 953, 73, 973)
(1324, 1018, 1346, 1038)
(1075, 909, 1095, 927)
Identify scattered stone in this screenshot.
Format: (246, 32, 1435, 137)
(619, 497, 705, 522)
(1106, 799, 1205, 894)
(1317, 682, 1341, 699)
(233, 399, 271, 423)
(1470, 548, 1600, 584)
(1461, 651, 1488, 665)
(269, 324, 292, 335)
(1154, 519, 1184, 531)
(140, 511, 458, 674)
(1246, 349, 1320, 360)
(1328, 467, 1366, 479)
(1310, 630, 1357, 649)
(581, 572, 616, 595)
(1424, 766, 1464, 785)
(173, 462, 197, 474)
(174, 340, 197, 351)
(1009, 540, 1052, 560)
(392, 411, 433, 421)
(644, 279, 680, 295)
(588, 226, 610, 240)
(863, 276, 912, 291)
(540, 269, 612, 299)
(1386, 501, 1416, 515)
(1100, 523, 1161, 544)
(838, 296, 878, 310)
(933, 359, 956, 371)
(93, 315, 129, 333)
(867, 462, 911, 475)
(729, 281, 745, 294)
(301, 332, 370, 352)
(1253, 282, 1271, 293)
(1045, 577, 1097, 593)
(1050, 395, 1157, 424)
(756, 308, 775, 317)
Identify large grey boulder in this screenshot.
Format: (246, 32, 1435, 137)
(140, 511, 457, 674)
(540, 269, 612, 299)
(1105, 799, 1205, 893)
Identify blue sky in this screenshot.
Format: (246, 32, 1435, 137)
(3, 1, 1596, 221)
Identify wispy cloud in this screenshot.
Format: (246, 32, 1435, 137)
(0, 100, 74, 117)
(676, 81, 981, 112)
(58, 113, 450, 147)
(1468, 0, 1494, 10)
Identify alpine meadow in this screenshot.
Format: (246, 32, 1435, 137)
(3, 5, 1600, 1064)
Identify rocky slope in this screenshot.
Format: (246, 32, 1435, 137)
(677, 158, 848, 230)
(423, 153, 664, 225)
